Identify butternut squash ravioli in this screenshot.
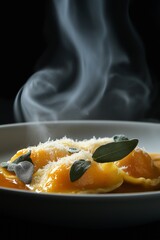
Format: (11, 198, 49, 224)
(0, 135, 160, 194)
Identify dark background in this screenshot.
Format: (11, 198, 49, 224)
(1, 1, 46, 124)
(1, 0, 160, 124)
(1, 1, 46, 99)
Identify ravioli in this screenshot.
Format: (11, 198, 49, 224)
(0, 136, 160, 194)
(29, 150, 123, 193)
(115, 148, 160, 191)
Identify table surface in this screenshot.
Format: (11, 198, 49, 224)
(0, 213, 160, 239)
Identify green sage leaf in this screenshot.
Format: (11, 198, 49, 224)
(92, 139, 138, 163)
(113, 134, 129, 142)
(0, 150, 34, 184)
(14, 161, 34, 184)
(7, 163, 17, 172)
(0, 151, 32, 169)
(70, 159, 91, 182)
(13, 150, 33, 164)
(0, 161, 9, 168)
(68, 147, 79, 153)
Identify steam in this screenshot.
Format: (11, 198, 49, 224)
(14, 0, 153, 122)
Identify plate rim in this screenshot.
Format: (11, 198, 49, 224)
(0, 119, 160, 128)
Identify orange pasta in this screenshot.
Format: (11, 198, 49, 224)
(0, 136, 160, 193)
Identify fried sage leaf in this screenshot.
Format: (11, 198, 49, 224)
(92, 139, 138, 163)
(0, 161, 9, 168)
(0, 150, 32, 169)
(113, 134, 129, 142)
(14, 161, 34, 184)
(0, 150, 34, 184)
(70, 159, 91, 182)
(12, 150, 33, 164)
(68, 147, 80, 153)
(7, 161, 34, 184)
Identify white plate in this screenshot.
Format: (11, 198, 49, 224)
(0, 120, 160, 228)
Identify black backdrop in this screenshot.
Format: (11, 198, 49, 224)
(1, 1, 46, 100)
(1, 1, 46, 123)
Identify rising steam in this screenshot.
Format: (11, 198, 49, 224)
(14, 0, 153, 122)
